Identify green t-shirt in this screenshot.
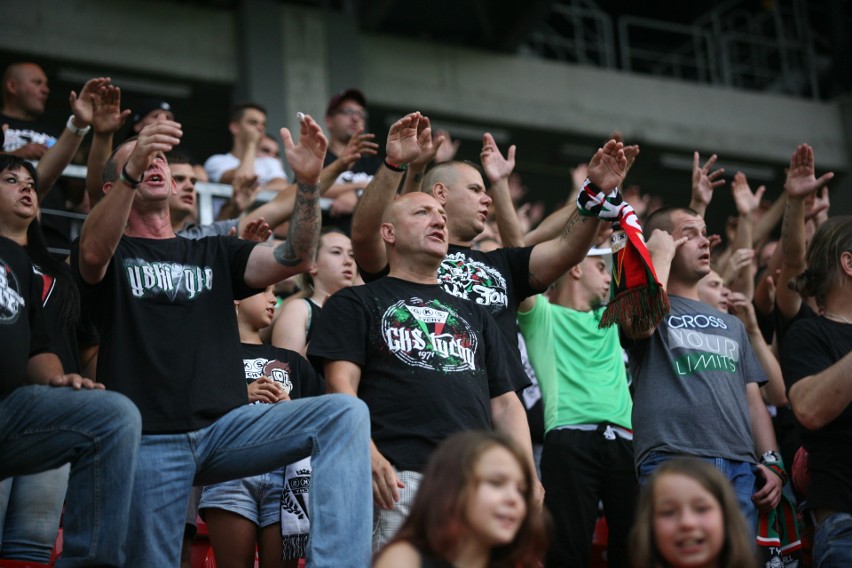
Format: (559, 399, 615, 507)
(518, 296, 632, 433)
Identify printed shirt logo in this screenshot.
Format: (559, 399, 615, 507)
(124, 259, 214, 300)
(0, 262, 25, 324)
(438, 252, 508, 312)
(666, 312, 739, 376)
(32, 265, 55, 307)
(381, 297, 478, 372)
(2, 128, 56, 152)
(244, 357, 293, 395)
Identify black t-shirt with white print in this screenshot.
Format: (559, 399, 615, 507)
(241, 343, 324, 401)
(308, 276, 523, 472)
(361, 245, 538, 368)
(0, 237, 51, 399)
(73, 235, 260, 433)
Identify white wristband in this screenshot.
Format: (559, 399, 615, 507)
(66, 115, 91, 137)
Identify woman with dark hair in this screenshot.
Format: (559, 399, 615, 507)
(0, 155, 91, 562)
(630, 458, 757, 568)
(373, 430, 548, 568)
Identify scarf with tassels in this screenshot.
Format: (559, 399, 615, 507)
(281, 457, 312, 560)
(576, 178, 669, 329)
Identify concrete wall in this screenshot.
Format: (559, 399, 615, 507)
(0, 0, 236, 82)
(361, 35, 848, 171)
(1, 0, 847, 174)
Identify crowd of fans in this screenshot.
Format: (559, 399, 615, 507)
(0, 60, 850, 568)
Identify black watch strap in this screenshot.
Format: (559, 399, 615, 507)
(121, 164, 142, 189)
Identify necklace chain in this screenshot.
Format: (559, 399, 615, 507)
(823, 311, 852, 324)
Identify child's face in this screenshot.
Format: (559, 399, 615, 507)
(237, 286, 276, 331)
(463, 446, 527, 549)
(653, 473, 724, 568)
(312, 232, 355, 292)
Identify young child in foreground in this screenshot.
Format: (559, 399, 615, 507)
(630, 458, 758, 568)
(373, 430, 548, 568)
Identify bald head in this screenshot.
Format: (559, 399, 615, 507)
(380, 192, 448, 265)
(2, 63, 49, 118)
(383, 192, 442, 223)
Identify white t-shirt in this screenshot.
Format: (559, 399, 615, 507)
(203, 153, 287, 186)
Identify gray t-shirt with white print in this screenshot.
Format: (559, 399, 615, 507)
(627, 295, 766, 467)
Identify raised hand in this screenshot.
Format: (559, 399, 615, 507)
(646, 229, 687, 263)
(280, 114, 327, 185)
(691, 152, 725, 210)
(385, 112, 431, 165)
(240, 217, 272, 242)
(433, 128, 460, 163)
(92, 84, 131, 135)
(728, 248, 755, 274)
(408, 116, 446, 168)
(731, 172, 766, 216)
(480, 132, 516, 184)
(784, 144, 834, 200)
(728, 292, 758, 332)
(587, 139, 628, 192)
(69, 77, 110, 127)
(806, 186, 830, 222)
(126, 117, 182, 179)
(232, 174, 261, 211)
(569, 163, 589, 197)
(623, 144, 640, 176)
(338, 127, 379, 169)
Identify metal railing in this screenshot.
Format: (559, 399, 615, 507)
(43, 165, 282, 256)
(523, 0, 821, 99)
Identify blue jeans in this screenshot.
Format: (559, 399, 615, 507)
(638, 451, 757, 536)
(0, 385, 141, 568)
(125, 394, 371, 568)
(0, 465, 69, 561)
(813, 512, 852, 568)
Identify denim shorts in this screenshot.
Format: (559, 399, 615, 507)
(199, 467, 285, 527)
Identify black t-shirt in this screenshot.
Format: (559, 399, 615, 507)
(361, 245, 538, 367)
(0, 237, 51, 399)
(781, 316, 852, 513)
(241, 342, 324, 400)
(308, 277, 522, 472)
(32, 262, 82, 374)
(72, 235, 260, 433)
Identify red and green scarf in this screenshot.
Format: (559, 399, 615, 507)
(577, 179, 669, 329)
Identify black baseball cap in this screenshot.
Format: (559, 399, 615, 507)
(132, 99, 174, 125)
(326, 89, 367, 116)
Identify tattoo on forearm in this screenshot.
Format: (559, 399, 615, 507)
(780, 199, 792, 242)
(560, 209, 587, 240)
(273, 182, 319, 267)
